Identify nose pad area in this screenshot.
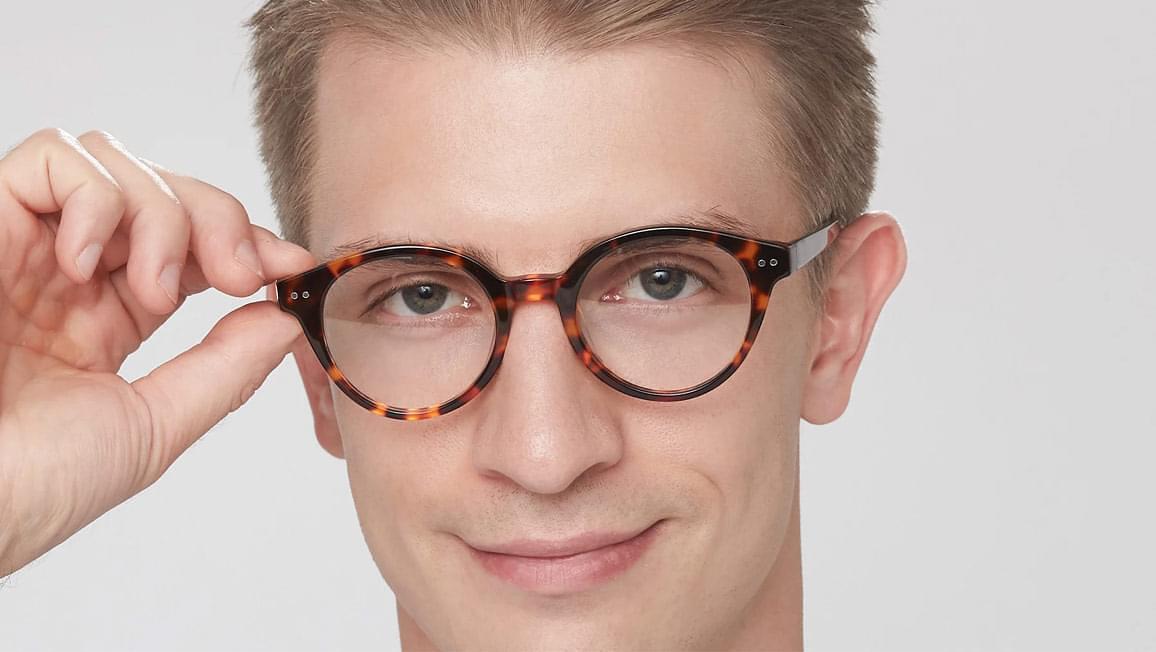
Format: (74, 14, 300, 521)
(509, 276, 560, 304)
(503, 276, 588, 365)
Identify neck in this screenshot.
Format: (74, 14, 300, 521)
(398, 482, 804, 650)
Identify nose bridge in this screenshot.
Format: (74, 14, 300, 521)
(508, 274, 563, 304)
(471, 272, 623, 496)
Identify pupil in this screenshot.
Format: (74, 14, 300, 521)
(402, 284, 448, 314)
(642, 268, 686, 300)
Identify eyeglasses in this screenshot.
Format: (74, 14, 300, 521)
(275, 218, 839, 421)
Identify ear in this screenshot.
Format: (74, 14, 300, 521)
(290, 333, 345, 459)
(267, 285, 345, 459)
(802, 211, 908, 425)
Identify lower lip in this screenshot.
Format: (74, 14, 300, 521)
(466, 520, 664, 595)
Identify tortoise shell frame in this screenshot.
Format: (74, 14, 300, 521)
(276, 218, 840, 421)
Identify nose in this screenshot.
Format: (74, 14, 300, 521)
(469, 293, 623, 495)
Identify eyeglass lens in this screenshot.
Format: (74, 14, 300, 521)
(320, 236, 752, 409)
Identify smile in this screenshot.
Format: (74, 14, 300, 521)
(462, 519, 666, 595)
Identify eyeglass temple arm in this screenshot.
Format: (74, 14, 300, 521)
(789, 220, 839, 275)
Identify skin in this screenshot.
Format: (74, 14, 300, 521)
(290, 35, 907, 650)
(0, 129, 317, 578)
(0, 27, 905, 652)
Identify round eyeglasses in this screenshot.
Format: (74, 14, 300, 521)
(276, 219, 839, 420)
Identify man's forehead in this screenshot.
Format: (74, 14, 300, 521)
(308, 32, 798, 274)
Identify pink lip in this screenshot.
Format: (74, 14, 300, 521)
(464, 520, 665, 595)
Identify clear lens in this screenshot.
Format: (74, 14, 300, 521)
(576, 237, 752, 391)
(322, 238, 752, 407)
(322, 254, 496, 409)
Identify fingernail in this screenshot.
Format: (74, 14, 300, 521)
(75, 243, 103, 280)
(234, 239, 265, 281)
(158, 263, 182, 306)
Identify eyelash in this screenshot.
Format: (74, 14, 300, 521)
(363, 255, 715, 320)
(618, 257, 714, 293)
(362, 277, 474, 321)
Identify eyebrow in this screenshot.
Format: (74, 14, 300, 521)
(321, 204, 762, 269)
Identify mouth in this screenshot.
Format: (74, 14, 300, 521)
(462, 519, 667, 595)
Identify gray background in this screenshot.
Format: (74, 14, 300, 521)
(1, 1, 1153, 650)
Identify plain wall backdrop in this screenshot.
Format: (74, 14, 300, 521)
(1, 1, 1153, 650)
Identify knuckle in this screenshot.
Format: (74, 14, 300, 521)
(231, 378, 262, 414)
(134, 386, 177, 490)
(28, 126, 74, 146)
(201, 188, 250, 225)
(201, 335, 250, 414)
(5, 128, 73, 163)
(87, 182, 127, 217)
(148, 202, 190, 227)
(76, 129, 117, 146)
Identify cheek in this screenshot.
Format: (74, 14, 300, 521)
(675, 388, 798, 553)
(667, 283, 809, 512)
(712, 291, 810, 551)
(641, 291, 808, 604)
(331, 396, 466, 582)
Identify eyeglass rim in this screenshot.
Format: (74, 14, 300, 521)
(276, 217, 841, 420)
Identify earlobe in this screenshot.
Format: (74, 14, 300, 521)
(801, 211, 908, 425)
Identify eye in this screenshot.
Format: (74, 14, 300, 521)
(369, 282, 476, 319)
(602, 261, 708, 303)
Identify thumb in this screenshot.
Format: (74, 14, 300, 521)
(130, 297, 301, 485)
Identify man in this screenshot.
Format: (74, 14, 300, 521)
(0, 0, 907, 648)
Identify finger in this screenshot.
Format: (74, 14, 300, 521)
(97, 229, 130, 274)
(108, 257, 212, 342)
(130, 299, 302, 488)
(137, 159, 266, 298)
(0, 128, 126, 284)
(140, 158, 319, 284)
(76, 130, 191, 315)
(112, 219, 317, 345)
(102, 222, 314, 346)
(178, 257, 211, 296)
(97, 223, 316, 284)
(250, 224, 317, 278)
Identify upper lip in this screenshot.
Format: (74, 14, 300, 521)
(465, 520, 661, 558)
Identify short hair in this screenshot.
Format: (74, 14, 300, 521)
(245, 0, 879, 308)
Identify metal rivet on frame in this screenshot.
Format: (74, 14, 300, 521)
(769, 259, 779, 267)
(302, 291, 311, 299)
(758, 259, 767, 268)
(291, 292, 299, 300)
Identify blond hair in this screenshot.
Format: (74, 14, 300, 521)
(245, 0, 879, 307)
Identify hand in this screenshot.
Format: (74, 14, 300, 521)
(0, 128, 316, 576)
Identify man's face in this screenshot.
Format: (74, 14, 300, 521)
(305, 36, 817, 649)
